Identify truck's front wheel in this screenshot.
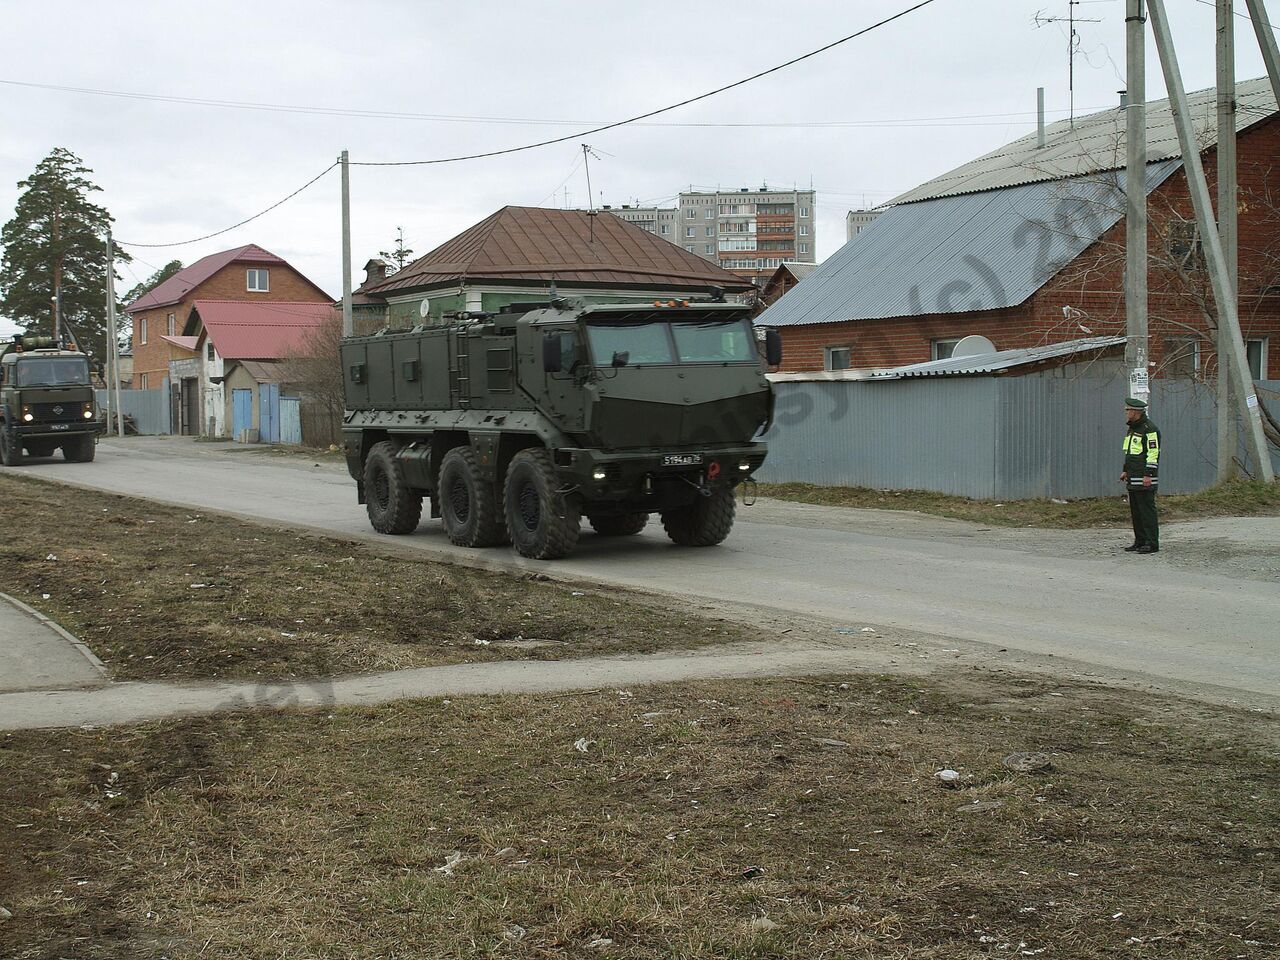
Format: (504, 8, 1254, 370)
(363, 441, 422, 535)
(0, 429, 25, 467)
(661, 487, 736, 547)
(439, 446, 507, 547)
(504, 448, 580, 560)
(62, 435, 96, 462)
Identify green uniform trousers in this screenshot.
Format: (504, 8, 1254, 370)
(1128, 487, 1159, 549)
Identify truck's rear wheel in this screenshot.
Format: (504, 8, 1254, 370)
(62, 435, 95, 462)
(661, 487, 736, 546)
(0, 429, 25, 467)
(439, 446, 507, 547)
(363, 441, 422, 535)
(588, 512, 649, 537)
(504, 448, 580, 560)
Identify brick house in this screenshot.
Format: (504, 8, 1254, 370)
(125, 244, 331, 391)
(760, 78, 1279, 383)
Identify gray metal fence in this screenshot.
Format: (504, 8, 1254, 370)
(95, 388, 171, 435)
(758, 374, 1280, 499)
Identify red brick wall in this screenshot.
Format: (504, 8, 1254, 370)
(131, 263, 330, 385)
(777, 117, 1280, 379)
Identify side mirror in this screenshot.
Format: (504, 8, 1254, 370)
(541, 333, 563, 373)
(764, 329, 783, 367)
(611, 350, 630, 368)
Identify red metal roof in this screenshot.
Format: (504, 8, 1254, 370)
(359, 206, 755, 298)
(125, 244, 306, 312)
(159, 335, 199, 351)
(190, 300, 334, 360)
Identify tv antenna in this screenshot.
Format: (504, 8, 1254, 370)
(582, 143, 603, 242)
(1034, 2, 1102, 128)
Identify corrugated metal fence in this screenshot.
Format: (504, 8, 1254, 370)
(757, 374, 1280, 499)
(94, 388, 171, 435)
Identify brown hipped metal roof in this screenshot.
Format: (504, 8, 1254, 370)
(360, 206, 755, 298)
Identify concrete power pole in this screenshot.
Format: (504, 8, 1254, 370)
(1245, 0, 1280, 102)
(104, 230, 124, 438)
(1148, 0, 1274, 482)
(1124, 0, 1149, 402)
(340, 149, 353, 339)
(1217, 0, 1238, 481)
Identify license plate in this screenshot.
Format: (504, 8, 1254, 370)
(49, 424, 70, 431)
(661, 453, 703, 467)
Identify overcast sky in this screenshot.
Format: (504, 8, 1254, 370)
(0, 0, 1270, 337)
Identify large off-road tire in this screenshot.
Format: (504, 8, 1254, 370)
(363, 441, 422, 535)
(588, 512, 649, 537)
(504, 448, 581, 560)
(660, 487, 736, 547)
(0, 429, 25, 467)
(62, 435, 96, 462)
(438, 446, 507, 547)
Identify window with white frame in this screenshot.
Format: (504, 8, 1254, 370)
(705, 226, 715, 237)
(932, 337, 962, 361)
(825, 346, 852, 371)
(207, 342, 215, 362)
(685, 226, 695, 238)
(798, 224, 809, 236)
(139, 317, 148, 345)
(799, 243, 809, 254)
(167, 313, 176, 336)
(705, 244, 714, 254)
(799, 206, 810, 217)
(659, 224, 669, 235)
(685, 208, 696, 219)
(246, 268, 270, 292)
(1247, 337, 1268, 380)
(138, 372, 149, 389)
(684, 244, 694, 252)
(705, 208, 715, 219)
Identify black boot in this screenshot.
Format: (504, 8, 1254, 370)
(1124, 542, 1141, 552)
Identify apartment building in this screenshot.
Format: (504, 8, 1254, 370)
(678, 187, 816, 286)
(601, 205, 680, 242)
(846, 208, 883, 241)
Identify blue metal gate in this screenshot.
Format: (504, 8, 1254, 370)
(259, 383, 280, 443)
(231, 389, 253, 439)
(279, 396, 302, 445)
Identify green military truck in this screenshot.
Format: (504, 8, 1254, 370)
(0, 334, 101, 466)
(341, 297, 780, 559)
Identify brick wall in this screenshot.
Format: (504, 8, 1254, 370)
(130, 262, 330, 385)
(777, 116, 1280, 379)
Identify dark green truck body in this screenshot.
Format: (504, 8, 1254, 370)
(340, 298, 776, 559)
(0, 335, 101, 466)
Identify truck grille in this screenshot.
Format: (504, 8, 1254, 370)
(30, 402, 82, 422)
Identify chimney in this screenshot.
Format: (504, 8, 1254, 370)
(363, 258, 389, 287)
(1118, 89, 1129, 108)
(1037, 87, 1046, 149)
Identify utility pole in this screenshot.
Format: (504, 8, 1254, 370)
(340, 149, 353, 338)
(1148, 0, 1274, 481)
(104, 230, 124, 438)
(1216, 0, 1238, 480)
(1125, 0, 1149, 402)
(1245, 0, 1280, 102)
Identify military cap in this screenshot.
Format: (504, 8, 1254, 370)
(1124, 397, 1147, 410)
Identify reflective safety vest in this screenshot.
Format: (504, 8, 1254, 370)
(1123, 417, 1160, 489)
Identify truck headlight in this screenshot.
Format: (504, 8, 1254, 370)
(23, 413, 33, 422)
(738, 461, 752, 471)
(592, 468, 608, 481)
(83, 409, 94, 419)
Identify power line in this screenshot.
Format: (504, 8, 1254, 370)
(115, 162, 338, 249)
(0, 76, 1104, 129)
(350, 0, 941, 167)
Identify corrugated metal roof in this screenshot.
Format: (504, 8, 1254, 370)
(125, 244, 288, 312)
(191, 300, 334, 360)
(360, 205, 754, 298)
(757, 160, 1179, 328)
(869, 335, 1125, 379)
(158, 335, 199, 351)
(891, 76, 1276, 206)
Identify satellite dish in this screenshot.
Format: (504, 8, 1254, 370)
(952, 334, 996, 358)
(419, 299, 431, 319)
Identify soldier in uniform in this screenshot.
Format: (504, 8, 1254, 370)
(1121, 397, 1161, 554)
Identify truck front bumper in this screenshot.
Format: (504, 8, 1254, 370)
(556, 444, 767, 493)
(13, 420, 105, 439)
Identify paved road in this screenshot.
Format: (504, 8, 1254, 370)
(16, 437, 1280, 706)
(0, 592, 106, 692)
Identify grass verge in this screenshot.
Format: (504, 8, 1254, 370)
(757, 479, 1280, 528)
(1, 673, 1276, 959)
(0, 474, 742, 682)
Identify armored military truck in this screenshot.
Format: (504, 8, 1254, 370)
(341, 297, 781, 559)
(0, 334, 100, 466)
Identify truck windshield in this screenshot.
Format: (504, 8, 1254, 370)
(14, 357, 90, 387)
(586, 319, 755, 366)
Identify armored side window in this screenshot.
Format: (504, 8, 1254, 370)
(486, 348, 514, 392)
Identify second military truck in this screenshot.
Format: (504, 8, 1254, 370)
(0, 334, 100, 466)
(341, 297, 780, 559)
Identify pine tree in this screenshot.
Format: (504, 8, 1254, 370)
(0, 148, 128, 362)
(379, 226, 415, 273)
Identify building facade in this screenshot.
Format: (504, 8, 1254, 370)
(846, 208, 883, 242)
(601, 205, 680, 243)
(676, 187, 816, 287)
